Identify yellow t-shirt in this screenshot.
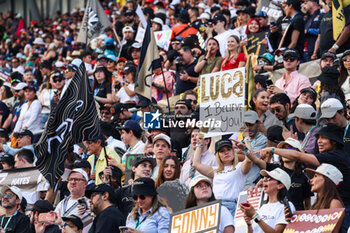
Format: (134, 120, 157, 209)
(88, 147, 121, 185)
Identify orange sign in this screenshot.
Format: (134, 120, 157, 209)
(169, 200, 221, 233)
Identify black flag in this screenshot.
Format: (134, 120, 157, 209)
(34, 62, 100, 187)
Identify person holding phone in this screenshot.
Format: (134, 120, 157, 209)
(185, 175, 234, 233)
(240, 168, 295, 233)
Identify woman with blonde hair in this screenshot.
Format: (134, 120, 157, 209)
(193, 136, 253, 216)
(220, 35, 246, 71)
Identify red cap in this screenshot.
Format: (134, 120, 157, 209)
(31, 20, 37, 25)
(104, 9, 111, 15)
(145, 0, 154, 3)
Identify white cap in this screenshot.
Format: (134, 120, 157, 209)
(33, 38, 45, 45)
(16, 13, 22, 18)
(55, 61, 65, 68)
(306, 163, 343, 185)
(71, 58, 82, 67)
(199, 12, 210, 20)
(277, 138, 302, 151)
(123, 26, 135, 33)
(189, 175, 212, 189)
(243, 111, 259, 124)
(69, 168, 88, 181)
(97, 34, 108, 40)
(1, 185, 22, 201)
(288, 104, 316, 120)
(320, 98, 344, 119)
(151, 17, 164, 26)
(12, 82, 28, 91)
(260, 168, 291, 190)
(153, 133, 171, 147)
(197, 2, 207, 9)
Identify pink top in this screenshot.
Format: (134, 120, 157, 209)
(275, 71, 311, 103)
(151, 70, 176, 101)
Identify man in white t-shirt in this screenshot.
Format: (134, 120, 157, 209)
(212, 13, 240, 57)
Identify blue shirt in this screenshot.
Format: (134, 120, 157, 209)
(126, 206, 170, 233)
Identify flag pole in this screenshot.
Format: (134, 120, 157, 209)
(160, 63, 171, 114)
(112, 27, 123, 59)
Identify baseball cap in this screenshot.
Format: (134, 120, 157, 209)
(106, 54, 117, 62)
(133, 177, 157, 196)
(0, 155, 14, 167)
(1, 185, 22, 201)
(283, 49, 300, 60)
(123, 26, 135, 33)
(104, 37, 114, 46)
(253, 10, 268, 18)
(153, 134, 171, 147)
(243, 111, 259, 124)
(17, 129, 34, 138)
(321, 52, 336, 61)
(320, 98, 343, 119)
(176, 99, 192, 110)
(85, 183, 116, 200)
(300, 87, 317, 100)
(72, 159, 91, 170)
(12, 82, 27, 91)
(277, 138, 302, 151)
(306, 163, 343, 185)
(117, 120, 142, 132)
(215, 139, 233, 153)
(69, 168, 89, 181)
(189, 175, 212, 190)
(123, 65, 137, 74)
(133, 156, 156, 168)
(62, 215, 84, 230)
(236, 8, 249, 14)
(199, 12, 210, 20)
(212, 13, 226, 24)
(260, 168, 291, 190)
(151, 17, 164, 26)
(32, 200, 54, 213)
(288, 104, 316, 120)
(266, 125, 284, 143)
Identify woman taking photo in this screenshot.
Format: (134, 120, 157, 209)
(13, 85, 42, 140)
(193, 136, 253, 216)
(155, 155, 181, 188)
(185, 175, 234, 233)
(221, 35, 246, 71)
(125, 177, 170, 233)
(194, 38, 222, 76)
(241, 168, 295, 233)
(250, 88, 281, 129)
(92, 66, 113, 106)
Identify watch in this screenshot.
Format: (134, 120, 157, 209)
(261, 65, 264, 71)
(253, 213, 262, 223)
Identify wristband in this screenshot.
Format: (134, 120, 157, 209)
(242, 147, 251, 156)
(252, 213, 261, 223)
(261, 65, 264, 71)
(271, 147, 275, 155)
(332, 44, 339, 51)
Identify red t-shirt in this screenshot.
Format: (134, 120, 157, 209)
(220, 52, 247, 71)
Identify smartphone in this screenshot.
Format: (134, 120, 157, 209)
(38, 212, 56, 223)
(241, 202, 250, 207)
(119, 226, 128, 232)
(237, 191, 248, 206)
(270, 21, 277, 26)
(266, 79, 273, 86)
(78, 198, 88, 209)
(283, 196, 293, 218)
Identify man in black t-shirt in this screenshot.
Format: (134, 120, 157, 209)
(0, 185, 30, 232)
(280, 0, 305, 61)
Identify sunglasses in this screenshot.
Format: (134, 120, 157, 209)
(2, 193, 15, 199)
(342, 57, 350, 62)
(283, 56, 296, 62)
(133, 195, 146, 200)
(271, 106, 284, 114)
(53, 79, 63, 83)
(172, 41, 181, 46)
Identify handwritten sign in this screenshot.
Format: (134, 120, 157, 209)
(154, 30, 172, 51)
(169, 200, 221, 233)
(284, 208, 345, 233)
(199, 68, 245, 136)
(246, 32, 266, 56)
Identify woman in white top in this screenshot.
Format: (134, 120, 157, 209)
(193, 136, 253, 216)
(339, 50, 350, 100)
(185, 175, 234, 233)
(240, 168, 295, 233)
(14, 85, 42, 138)
(113, 65, 139, 105)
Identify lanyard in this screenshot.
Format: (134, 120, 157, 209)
(14, 100, 27, 116)
(126, 142, 139, 155)
(344, 121, 350, 141)
(1, 211, 17, 231)
(94, 83, 103, 96)
(251, 133, 262, 146)
(135, 213, 151, 230)
(92, 154, 100, 172)
(302, 126, 316, 148)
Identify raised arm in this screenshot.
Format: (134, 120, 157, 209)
(192, 134, 215, 179)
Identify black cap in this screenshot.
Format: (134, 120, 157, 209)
(132, 177, 157, 196)
(181, 35, 200, 50)
(100, 121, 119, 139)
(23, 85, 36, 93)
(133, 156, 156, 168)
(0, 155, 14, 167)
(33, 200, 54, 214)
(321, 52, 336, 61)
(17, 130, 34, 139)
(236, 7, 249, 14)
(283, 49, 300, 60)
(215, 139, 233, 153)
(86, 183, 116, 199)
(72, 159, 91, 169)
(62, 215, 84, 230)
(315, 123, 344, 146)
(124, 65, 137, 74)
(317, 66, 339, 85)
(212, 13, 227, 23)
(266, 125, 284, 143)
(300, 87, 317, 100)
(40, 60, 52, 69)
(0, 128, 9, 139)
(176, 99, 192, 110)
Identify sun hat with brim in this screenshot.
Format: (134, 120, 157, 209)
(260, 168, 291, 190)
(306, 163, 343, 185)
(215, 139, 233, 153)
(277, 138, 302, 151)
(151, 17, 164, 26)
(1, 185, 22, 201)
(133, 156, 156, 168)
(315, 123, 344, 146)
(132, 177, 157, 196)
(320, 98, 343, 119)
(189, 175, 212, 190)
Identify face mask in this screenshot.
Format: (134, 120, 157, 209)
(258, 59, 269, 66)
(277, 55, 284, 64)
